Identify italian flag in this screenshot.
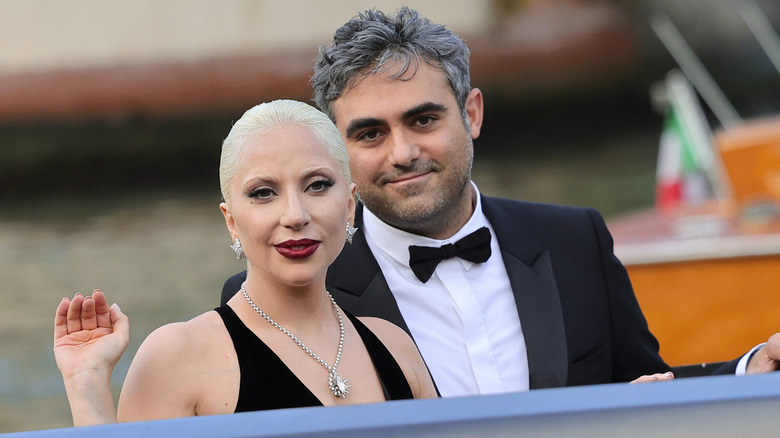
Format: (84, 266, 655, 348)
(654, 71, 727, 213)
(655, 105, 711, 211)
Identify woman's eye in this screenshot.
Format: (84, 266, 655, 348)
(249, 187, 274, 199)
(308, 179, 335, 192)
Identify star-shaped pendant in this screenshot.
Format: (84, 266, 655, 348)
(330, 374, 351, 398)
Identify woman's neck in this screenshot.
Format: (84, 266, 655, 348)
(237, 274, 334, 332)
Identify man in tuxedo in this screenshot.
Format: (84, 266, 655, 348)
(223, 7, 778, 396)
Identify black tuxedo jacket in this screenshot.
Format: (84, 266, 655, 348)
(222, 196, 672, 389)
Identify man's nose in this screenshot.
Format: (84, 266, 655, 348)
(388, 131, 421, 167)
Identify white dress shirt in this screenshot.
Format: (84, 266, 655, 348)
(362, 183, 529, 397)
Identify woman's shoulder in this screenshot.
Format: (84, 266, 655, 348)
(355, 317, 420, 367)
(356, 317, 408, 342)
(356, 316, 437, 399)
(131, 310, 231, 375)
(118, 309, 237, 420)
(144, 310, 226, 349)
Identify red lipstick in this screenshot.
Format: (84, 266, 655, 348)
(275, 239, 320, 259)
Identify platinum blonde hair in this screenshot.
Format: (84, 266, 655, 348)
(219, 99, 351, 206)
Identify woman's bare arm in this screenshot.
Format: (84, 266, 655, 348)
(53, 291, 129, 426)
(358, 317, 438, 399)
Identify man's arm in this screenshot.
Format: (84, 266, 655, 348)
(586, 207, 670, 381)
(712, 335, 780, 376)
(745, 334, 780, 374)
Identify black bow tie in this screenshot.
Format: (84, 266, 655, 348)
(408, 227, 492, 283)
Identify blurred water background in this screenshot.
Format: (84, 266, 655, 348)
(0, 0, 778, 433)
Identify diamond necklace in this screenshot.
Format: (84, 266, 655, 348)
(240, 281, 351, 398)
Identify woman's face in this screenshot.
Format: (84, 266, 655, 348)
(221, 124, 355, 289)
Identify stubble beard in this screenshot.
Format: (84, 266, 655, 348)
(357, 141, 474, 237)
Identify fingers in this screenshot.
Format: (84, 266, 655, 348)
(80, 295, 98, 331)
(766, 333, 780, 362)
(630, 371, 674, 384)
(54, 297, 71, 341)
(93, 290, 113, 329)
(109, 302, 125, 325)
(60, 290, 114, 334)
(747, 336, 780, 374)
(109, 303, 130, 343)
(630, 375, 654, 384)
(66, 293, 85, 334)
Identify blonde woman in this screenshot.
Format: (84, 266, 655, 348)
(54, 100, 436, 426)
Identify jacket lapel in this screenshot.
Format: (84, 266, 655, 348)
(326, 205, 410, 333)
(330, 197, 569, 389)
(482, 196, 568, 389)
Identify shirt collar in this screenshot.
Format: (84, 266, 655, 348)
(362, 182, 490, 267)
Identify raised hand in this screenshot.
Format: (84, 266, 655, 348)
(53, 290, 129, 425)
(54, 290, 129, 378)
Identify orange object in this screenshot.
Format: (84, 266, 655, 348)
(609, 208, 780, 366)
(717, 116, 780, 206)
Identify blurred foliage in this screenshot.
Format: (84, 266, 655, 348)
(0, 85, 661, 217)
(0, 114, 234, 199)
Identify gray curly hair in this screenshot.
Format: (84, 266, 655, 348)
(311, 7, 471, 124)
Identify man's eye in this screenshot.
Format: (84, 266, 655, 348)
(415, 116, 434, 127)
(360, 130, 381, 141)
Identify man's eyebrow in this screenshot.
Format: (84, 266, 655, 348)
(344, 102, 448, 138)
(403, 102, 447, 119)
(345, 117, 383, 138)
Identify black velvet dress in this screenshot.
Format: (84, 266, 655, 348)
(214, 305, 414, 412)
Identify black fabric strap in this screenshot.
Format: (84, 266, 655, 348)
(345, 312, 414, 401)
(215, 305, 321, 411)
(215, 305, 413, 412)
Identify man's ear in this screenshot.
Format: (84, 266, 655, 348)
(347, 183, 357, 225)
(465, 88, 484, 140)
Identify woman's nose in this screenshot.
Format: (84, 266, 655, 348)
(280, 194, 311, 229)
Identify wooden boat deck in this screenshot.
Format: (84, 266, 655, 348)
(609, 207, 780, 365)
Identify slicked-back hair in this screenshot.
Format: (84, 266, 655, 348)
(219, 99, 351, 206)
(311, 7, 471, 123)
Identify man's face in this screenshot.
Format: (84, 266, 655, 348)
(331, 63, 483, 238)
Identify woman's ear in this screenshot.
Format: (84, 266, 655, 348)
(220, 202, 237, 240)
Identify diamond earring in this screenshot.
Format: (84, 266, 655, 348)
(346, 222, 358, 244)
(230, 237, 246, 260)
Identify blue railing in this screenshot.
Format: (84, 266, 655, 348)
(6, 372, 780, 437)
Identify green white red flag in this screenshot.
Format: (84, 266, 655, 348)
(654, 71, 729, 212)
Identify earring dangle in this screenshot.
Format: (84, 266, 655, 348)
(230, 238, 246, 260)
(345, 222, 358, 244)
